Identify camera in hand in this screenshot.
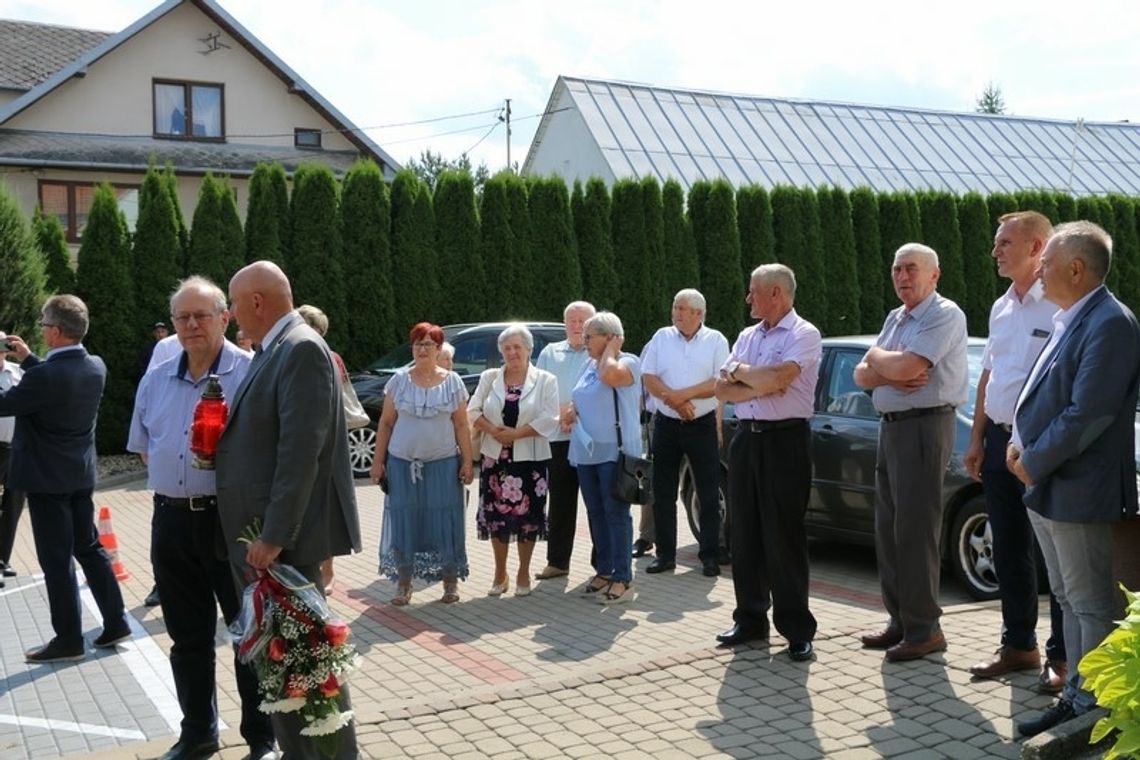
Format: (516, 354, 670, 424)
(1, 341, 13, 352)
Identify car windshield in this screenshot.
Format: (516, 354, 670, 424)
(959, 344, 985, 419)
(365, 327, 463, 373)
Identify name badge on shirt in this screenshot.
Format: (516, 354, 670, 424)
(1031, 328, 1049, 338)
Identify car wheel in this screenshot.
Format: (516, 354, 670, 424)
(949, 496, 1000, 601)
(347, 426, 376, 479)
(682, 462, 731, 558)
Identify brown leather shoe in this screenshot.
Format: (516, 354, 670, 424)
(1038, 659, 1067, 694)
(969, 646, 1041, 678)
(860, 627, 903, 649)
(885, 632, 947, 662)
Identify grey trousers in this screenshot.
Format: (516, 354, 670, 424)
(1027, 511, 1117, 713)
(874, 410, 955, 642)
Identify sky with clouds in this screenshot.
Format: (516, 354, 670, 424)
(6, 0, 1140, 174)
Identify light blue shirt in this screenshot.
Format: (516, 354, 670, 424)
(569, 354, 643, 466)
(127, 340, 251, 497)
(535, 338, 591, 443)
(871, 291, 969, 413)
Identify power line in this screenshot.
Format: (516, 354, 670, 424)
(461, 121, 500, 157)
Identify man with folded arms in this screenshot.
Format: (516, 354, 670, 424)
(855, 244, 967, 662)
(714, 264, 818, 662)
(129, 277, 272, 760)
(963, 211, 1067, 691)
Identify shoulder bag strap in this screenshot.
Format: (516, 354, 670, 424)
(612, 387, 624, 452)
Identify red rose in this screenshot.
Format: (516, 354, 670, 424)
(319, 673, 340, 698)
(268, 637, 287, 662)
(325, 622, 350, 647)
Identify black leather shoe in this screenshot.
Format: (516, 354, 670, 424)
(716, 623, 769, 647)
(645, 558, 675, 573)
(145, 586, 161, 607)
(94, 625, 132, 648)
(701, 560, 720, 577)
(0, 562, 16, 578)
(716, 551, 732, 566)
(788, 641, 814, 662)
(159, 735, 220, 760)
(631, 539, 653, 558)
(1017, 699, 1077, 738)
(25, 639, 85, 663)
(246, 741, 278, 760)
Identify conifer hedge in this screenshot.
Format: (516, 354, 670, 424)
(662, 179, 698, 311)
(289, 164, 346, 348)
(389, 170, 437, 338)
(506, 174, 535, 318)
(481, 173, 518, 318)
(641, 176, 668, 319)
(573, 177, 617, 311)
(340, 159, 393, 365)
(817, 186, 860, 335)
(0, 186, 47, 344)
(529, 176, 581, 321)
(245, 162, 290, 266)
(434, 170, 484, 324)
(698, 179, 745, 340)
(32, 207, 74, 295)
(611, 178, 654, 350)
(958, 192, 996, 336)
(919, 191, 965, 306)
(132, 166, 182, 337)
(849, 187, 883, 332)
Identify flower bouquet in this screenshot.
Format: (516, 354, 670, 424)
(230, 522, 358, 757)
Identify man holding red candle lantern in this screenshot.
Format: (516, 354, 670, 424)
(128, 276, 273, 760)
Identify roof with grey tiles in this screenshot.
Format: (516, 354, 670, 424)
(0, 20, 111, 91)
(525, 75, 1140, 197)
(0, 128, 363, 176)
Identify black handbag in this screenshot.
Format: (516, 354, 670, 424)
(611, 388, 653, 504)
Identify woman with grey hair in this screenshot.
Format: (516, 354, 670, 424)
(468, 324, 560, 596)
(565, 311, 642, 604)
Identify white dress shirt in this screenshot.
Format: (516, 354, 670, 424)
(982, 281, 1056, 425)
(641, 324, 729, 419)
(0, 359, 22, 443)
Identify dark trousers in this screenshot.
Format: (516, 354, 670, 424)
(152, 497, 272, 746)
(652, 412, 721, 562)
(875, 410, 955, 642)
(26, 489, 126, 649)
(0, 445, 26, 565)
(981, 420, 1066, 656)
(727, 422, 816, 642)
(230, 559, 357, 759)
(546, 441, 588, 570)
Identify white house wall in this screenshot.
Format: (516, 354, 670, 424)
(5, 2, 354, 152)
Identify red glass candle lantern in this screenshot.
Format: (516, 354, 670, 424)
(190, 374, 228, 470)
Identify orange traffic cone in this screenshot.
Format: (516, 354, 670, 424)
(97, 506, 131, 582)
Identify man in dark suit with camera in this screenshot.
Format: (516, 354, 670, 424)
(0, 295, 130, 663)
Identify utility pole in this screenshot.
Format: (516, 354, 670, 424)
(505, 98, 512, 172)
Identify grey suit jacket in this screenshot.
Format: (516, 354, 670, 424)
(215, 313, 362, 566)
(1016, 286, 1140, 522)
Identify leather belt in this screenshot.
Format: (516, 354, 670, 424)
(0, 441, 9, 450)
(657, 411, 715, 425)
(741, 418, 806, 433)
(882, 405, 954, 423)
(155, 494, 217, 512)
(994, 421, 1013, 434)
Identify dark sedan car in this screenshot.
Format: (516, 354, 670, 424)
(346, 322, 565, 477)
(679, 336, 999, 600)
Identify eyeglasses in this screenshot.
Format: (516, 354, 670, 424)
(172, 312, 218, 326)
(584, 333, 604, 340)
(413, 341, 438, 350)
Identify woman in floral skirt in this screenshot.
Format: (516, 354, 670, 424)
(468, 324, 560, 596)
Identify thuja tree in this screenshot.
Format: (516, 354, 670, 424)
(817, 187, 860, 335)
(771, 185, 809, 283)
(698, 179, 745, 340)
(687, 181, 711, 289)
(162, 166, 189, 274)
(0, 186, 47, 342)
(1108, 195, 1140, 312)
(919, 191, 965, 306)
(187, 173, 243, 289)
(641, 176, 668, 319)
(958, 192, 996, 336)
(611, 178, 654, 351)
(245, 162, 290, 266)
(1077, 197, 1118, 290)
(849, 187, 884, 331)
(131, 165, 182, 330)
(573, 177, 616, 311)
(506, 173, 536, 318)
(1015, 189, 1059, 224)
(481, 173, 518, 318)
(389, 170, 437, 335)
(987, 192, 1018, 230)
(340, 159, 393, 365)
(434, 170, 484, 323)
(737, 184, 775, 278)
(662, 178, 698, 310)
(529, 176, 581, 321)
(32, 207, 74, 294)
(877, 191, 922, 309)
(797, 188, 828, 331)
(75, 184, 134, 453)
(290, 164, 347, 348)
(1053, 192, 1078, 223)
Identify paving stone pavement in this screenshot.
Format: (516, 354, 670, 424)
(0, 477, 1073, 759)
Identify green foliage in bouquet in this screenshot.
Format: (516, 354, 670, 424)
(1081, 585, 1140, 758)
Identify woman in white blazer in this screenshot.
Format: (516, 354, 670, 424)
(468, 324, 560, 597)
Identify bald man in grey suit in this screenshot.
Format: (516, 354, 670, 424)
(217, 261, 361, 759)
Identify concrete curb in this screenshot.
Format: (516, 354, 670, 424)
(1020, 707, 1111, 760)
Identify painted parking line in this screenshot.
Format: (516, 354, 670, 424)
(0, 578, 45, 597)
(0, 714, 146, 740)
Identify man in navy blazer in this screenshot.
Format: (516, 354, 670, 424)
(0, 295, 130, 663)
(1008, 221, 1140, 737)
